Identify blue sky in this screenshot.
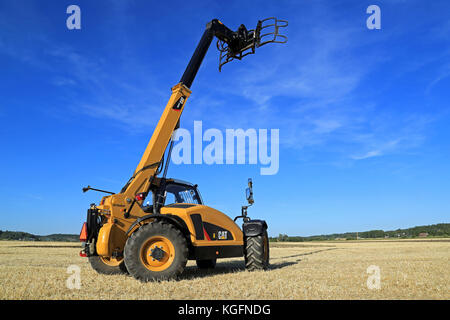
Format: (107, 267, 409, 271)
(0, 0, 449, 237)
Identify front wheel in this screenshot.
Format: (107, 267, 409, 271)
(124, 221, 188, 282)
(244, 230, 270, 271)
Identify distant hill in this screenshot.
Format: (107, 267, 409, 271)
(271, 223, 450, 242)
(0, 230, 78, 242)
(2, 222, 449, 242)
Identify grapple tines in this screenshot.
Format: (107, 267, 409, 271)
(217, 17, 288, 71)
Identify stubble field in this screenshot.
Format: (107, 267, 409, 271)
(0, 239, 448, 300)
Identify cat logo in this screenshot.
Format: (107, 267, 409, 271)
(218, 231, 228, 240)
(172, 96, 186, 111)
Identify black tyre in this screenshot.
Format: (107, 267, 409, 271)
(196, 259, 217, 269)
(88, 255, 128, 275)
(244, 230, 270, 271)
(124, 220, 188, 282)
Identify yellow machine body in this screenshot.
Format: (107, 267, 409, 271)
(95, 203, 244, 258)
(158, 205, 244, 247)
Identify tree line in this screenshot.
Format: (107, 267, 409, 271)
(0, 230, 78, 242)
(270, 223, 450, 242)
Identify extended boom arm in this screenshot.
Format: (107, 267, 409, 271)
(112, 18, 287, 212)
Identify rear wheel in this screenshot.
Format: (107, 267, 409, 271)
(88, 255, 128, 275)
(196, 259, 217, 269)
(244, 230, 270, 271)
(124, 221, 188, 282)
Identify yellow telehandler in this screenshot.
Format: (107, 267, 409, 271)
(79, 18, 287, 281)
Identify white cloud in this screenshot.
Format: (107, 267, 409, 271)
(351, 150, 382, 160)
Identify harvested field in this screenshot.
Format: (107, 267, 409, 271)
(0, 240, 448, 299)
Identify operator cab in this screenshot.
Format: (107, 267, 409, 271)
(142, 179, 203, 213)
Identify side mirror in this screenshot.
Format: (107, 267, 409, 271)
(246, 178, 254, 205)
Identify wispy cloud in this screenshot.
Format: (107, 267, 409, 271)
(351, 150, 383, 160)
(426, 62, 450, 94)
(189, 7, 443, 164)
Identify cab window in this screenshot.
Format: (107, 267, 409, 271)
(164, 183, 202, 205)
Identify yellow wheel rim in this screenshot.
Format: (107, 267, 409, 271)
(100, 256, 122, 267)
(140, 236, 175, 272)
